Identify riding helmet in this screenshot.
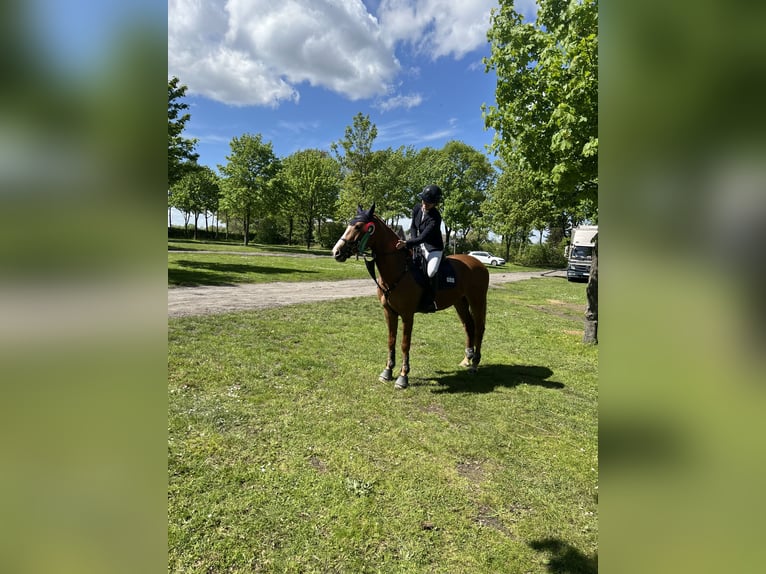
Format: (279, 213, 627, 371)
(419, 184, 442, 204)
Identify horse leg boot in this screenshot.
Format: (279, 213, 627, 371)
(380, 349, 395, 382)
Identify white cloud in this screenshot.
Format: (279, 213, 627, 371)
(169, 0, 399, 106)
(377, 117, 459, 145)
(377, 0, 498, 60)
(168, 0, 536, 107)
(375, 93, 423, 112)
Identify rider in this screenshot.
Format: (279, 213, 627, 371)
(396, 184, 444, 312)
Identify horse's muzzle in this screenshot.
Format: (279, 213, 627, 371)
(334, 250, 348, 262)
(332, 238, 354, 262)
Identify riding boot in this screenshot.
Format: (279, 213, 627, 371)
(430, 274, 439, 310)
(420, 275, 438, 313)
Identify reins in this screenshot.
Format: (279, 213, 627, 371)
(363, 250, 409, 300)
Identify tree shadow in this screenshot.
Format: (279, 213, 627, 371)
(168, 260, 316, 286)
(529, 538, 597, 574)
(429, 364, 565, 394)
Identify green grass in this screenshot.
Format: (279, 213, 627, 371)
(169, 239, 331, 256)
(168, 278, 597, 573)
(168, 240, 548, 286)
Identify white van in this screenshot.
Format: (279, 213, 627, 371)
(566, 225, 598, 282)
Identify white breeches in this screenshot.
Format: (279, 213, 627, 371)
(420, 245, 443, 278)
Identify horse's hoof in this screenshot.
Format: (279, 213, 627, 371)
(459, 357, 471, 368)
(468, 365, 478, 374)
(379, 368, 393, 382)
(394, 375, 409, 390)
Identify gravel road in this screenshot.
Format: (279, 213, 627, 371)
(168, 270, 565, 318)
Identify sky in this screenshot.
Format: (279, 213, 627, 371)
(168, 0, 538, 225)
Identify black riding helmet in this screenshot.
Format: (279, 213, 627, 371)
(419, 184, 442, 205)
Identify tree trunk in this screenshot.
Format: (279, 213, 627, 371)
(583, 235, 598, 344)
(243, 208, 250, 246)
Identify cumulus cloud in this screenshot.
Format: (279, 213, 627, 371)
(168, 0, 533, 107)
(169, 0, 399, 106)
(377, 0, 498, 60)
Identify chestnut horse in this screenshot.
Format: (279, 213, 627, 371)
(332, 204, 489, 389)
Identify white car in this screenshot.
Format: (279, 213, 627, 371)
(467, 251, 506, 266)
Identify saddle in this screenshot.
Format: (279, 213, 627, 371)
(411, 251, 458, 291)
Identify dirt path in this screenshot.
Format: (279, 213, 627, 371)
(168, 270, 565, 318)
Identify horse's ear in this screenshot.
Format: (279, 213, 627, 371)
(357, 204, 364, 214)
(369, 203, 376, 217)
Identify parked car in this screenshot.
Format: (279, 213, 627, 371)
(467, 251, 506, 266)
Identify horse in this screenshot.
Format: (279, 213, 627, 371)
(332, 203, 489, 389)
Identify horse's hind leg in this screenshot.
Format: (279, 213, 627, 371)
(467, 290, 487, 372)
(454, 297, 477, 369)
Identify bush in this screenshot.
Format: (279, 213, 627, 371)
(518, 243, 567, 268)
(318, 221, 348, 249)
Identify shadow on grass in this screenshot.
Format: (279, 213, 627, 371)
(429, 364, 565, 394)
(168, 260, 317, 286)
(529, 538, 597, 574)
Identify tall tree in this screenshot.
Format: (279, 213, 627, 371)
(438, 141, 496, 250)
(168, 77, 198, 188)
(484, 157, 550, 260)
(282, 149, 341, 249)
(169, 165, 220, 239)
(331, 113, 383, 215)
(484, 0, 597, 214)
(371, 146, 418, 226)
(218, 134, 282, 245)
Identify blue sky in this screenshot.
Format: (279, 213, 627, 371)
(169, 0, 538, 179)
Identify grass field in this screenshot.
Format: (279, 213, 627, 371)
(168, 240, 548, 287)
(168, 277, 598, 572)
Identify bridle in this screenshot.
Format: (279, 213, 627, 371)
(338, 217, 410, 299)
(335, 220, 377, 260)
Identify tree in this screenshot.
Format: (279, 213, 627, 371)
(282, 149, 341, 249)
(484, 156, 550, 260)
(438, 141, 496, 250)
(218, 134, 282, 246)
(332, 113, 384, 215)
(168, 77, 198, 188)
(484, 0, 597, 215)
(371, 146, 418, 227)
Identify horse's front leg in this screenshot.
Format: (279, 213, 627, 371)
(379, 304, 398, 382)
(395, 314, 414, 389)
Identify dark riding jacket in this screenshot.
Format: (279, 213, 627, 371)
(406, 204, 444, 252)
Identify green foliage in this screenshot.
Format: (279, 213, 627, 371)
(517, 242, 568, 268)
(169, 165, 220, 237)
(167, 77, 198, 186)
(282, 149, 342, 248)
(168, 279, 597, 572)
(332, 113, 382, 213)
(438, 141, 496, 246)
(317, 220, 348, 249)
(484, 0, 598, 215)
(218, 134, 283, 245)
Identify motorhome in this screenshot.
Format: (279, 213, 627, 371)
(566, 225, 598, 282)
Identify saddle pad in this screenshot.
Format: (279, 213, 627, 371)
(412, 257, 458, 290)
